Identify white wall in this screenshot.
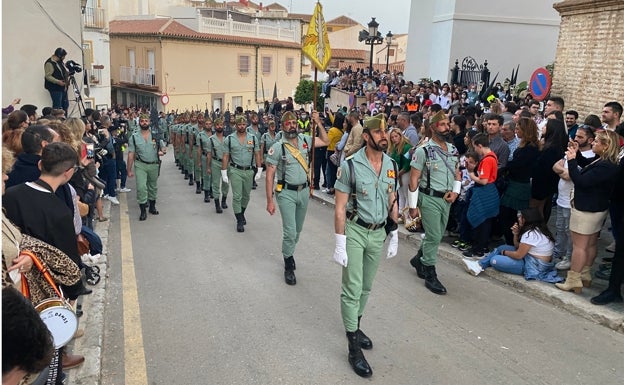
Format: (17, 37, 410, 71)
(2, 0, 84, 114)
(406, 0, 560, 84)
(83, 30, 112, 111)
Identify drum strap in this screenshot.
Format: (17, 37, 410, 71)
(20, 250, 64, 299)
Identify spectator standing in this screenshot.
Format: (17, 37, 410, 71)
(565, 110, 579, 139)
(43, 48, 69, 112)
(601, 101, 622, 131)
(387, 128, 412, 216)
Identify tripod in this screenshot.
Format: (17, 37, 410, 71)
(68, 74, 86, 117)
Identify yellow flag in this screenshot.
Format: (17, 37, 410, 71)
(301, 2, 331, 72)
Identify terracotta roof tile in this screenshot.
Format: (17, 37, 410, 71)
(288, 13, 312, 23)
(109, 19, 301, 49)
(327, 16, 360, 26)
(331, 48, 367, 61)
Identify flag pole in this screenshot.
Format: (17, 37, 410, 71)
(310, 67, 318, 196)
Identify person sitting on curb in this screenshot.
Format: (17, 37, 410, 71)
(462, 207, 563, 284)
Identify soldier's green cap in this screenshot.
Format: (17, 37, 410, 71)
(235, 115, 246, 124)
(204, 116, 213, 123)
(281, 111, 297, 123)
(363, 113, 387, 131)
(268, 120, 276, 126)
(430, 110, 447, 124)
(214, 116, 223, 124)
(139, 113, 150, 120)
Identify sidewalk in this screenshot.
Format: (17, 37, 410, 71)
(310, 189, 624, 334)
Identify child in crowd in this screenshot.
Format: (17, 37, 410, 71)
(451, 151, 478, 251)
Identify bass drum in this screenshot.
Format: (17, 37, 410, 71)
(35, 298, 78, 349)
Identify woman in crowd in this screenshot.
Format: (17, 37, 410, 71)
(499, 118, 540, 244)
(324, 113, 345, 196)
(387, 127, 412, 218)
(462, 207, 562, 283)
(2, 110, 29, 154)
(530, 118, 568, 221)
(556, 130, 620, 293)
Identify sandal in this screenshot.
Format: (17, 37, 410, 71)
(97, 217, 108, 222)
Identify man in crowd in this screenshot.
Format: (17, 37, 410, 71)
(397, 112, 419, 147)
(601, 101, 623, 131)
(565, 110, 579, 139)
(485, 114, 510, 170)
(43, 47, 69, 112)
(343, 111, 364, 158)
(6, 125, 59, 188)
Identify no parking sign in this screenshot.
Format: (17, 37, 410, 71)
(529, 68, 551, 101)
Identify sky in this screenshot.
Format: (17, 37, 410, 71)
(280, 0, 411, 34)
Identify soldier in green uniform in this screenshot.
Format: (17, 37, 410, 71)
(158, 111, 169, 144)
(333, 113, 399, 378)
(193, 114, 206, 194)
(179, 113, 190, 178)
(260, 119, 278, 167)
(205, 117, 229, 212)
(171, 115, 181, 168)
(246, 111, 262, 190)
(265, 111, 328, 285)
(186, 112, 199, 186)
(196, 116, 213, 202)
(407, 110, 462, 295)
(127, 114, 167, 221)
(221, 115, 262, 232)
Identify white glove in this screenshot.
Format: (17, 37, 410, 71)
(332, 234, 348, 267)
(386, 230, 399, 259)
(221, 169, 229, 184)
(254, 169, 262, 181)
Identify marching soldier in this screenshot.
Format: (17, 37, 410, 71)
(186, 113, 199, 186)
(260, 119, 278, 167)
(332, 113, 399, 378)
(407, 110, 462, 295)
(193, 114, 205, 194)
(265, 111, 328, 285)
(221, 115, 262, 232)
(205, 117, 229, 212)
(127, 114, 167, 221)
(196, 116, 214, 202)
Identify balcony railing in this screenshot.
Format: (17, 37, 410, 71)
(83, 6, 106, 29)
(199, 16, 299, 43)
(88, 66, 103, 86)
(120, 66, 157, 87)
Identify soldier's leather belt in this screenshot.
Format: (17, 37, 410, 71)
(419, 186, 446, 199)
(346, 211, 386, 230)
(284, 182, 309, 191)
(136, 159, 159, 165)
(230, 163, 253, 171)
(212, 155, 223, 162)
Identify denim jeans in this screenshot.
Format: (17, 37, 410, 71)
(553, 205, 572, 259)
(479, 245, 524, 275)
(325, 151, 338, 189)
(48, 89, 68, 112)
(100, 157, 117, 197)
(116, 157, 128, 188)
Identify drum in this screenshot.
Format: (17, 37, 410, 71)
(35, 298, 78, 349)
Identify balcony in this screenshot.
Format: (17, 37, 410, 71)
(83, 6, 106, 29)
(120, 66, 157, 88)
(88, 65, 103, 86)
(199, 15, 299, 43)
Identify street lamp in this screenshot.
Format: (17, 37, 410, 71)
(358, 17, 385, 76)
(385, 31, 393, 73)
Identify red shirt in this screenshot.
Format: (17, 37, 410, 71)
(478, 152, 498, 183)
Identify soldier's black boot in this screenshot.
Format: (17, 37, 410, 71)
(188, 173, 194, 185)
(221, 196, 228, 209)
(356, 316, 373, 350)
(214, 199, 222, 213)
(284, 256, 296, 285)
(195, 181, 202, 194)
(139, 203, 147, 221)
(409, 249, 426, 279)
(422, 264, 447, 295)
(241, 207, 247, 225)
(184, 170, 189, 179)
(148, 200, 159, 215)
(235, 213, 245, 232)
(204, 190, 211, 203)
(346, 331, 373, 378)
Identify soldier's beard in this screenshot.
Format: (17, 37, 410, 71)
(368, 137, 388, 152)
(140, 125, 149, 130)
(434, 130, 452, 142)
(284, 129, 298, 139)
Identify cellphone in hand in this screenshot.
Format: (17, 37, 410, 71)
(86, 143, 95, 159)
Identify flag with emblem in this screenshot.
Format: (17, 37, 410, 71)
(301, 2, 331, 71)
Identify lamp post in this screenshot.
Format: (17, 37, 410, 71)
(358, 18, 385, 76)
(385, 31, 393, 73)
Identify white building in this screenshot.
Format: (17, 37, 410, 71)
(405, 0, 560, 84)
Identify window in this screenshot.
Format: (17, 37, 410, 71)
(232, 96, 242, 110)
(286, 57, 294, 75)
(239, 55, 250, 75)
(261, 56, 272, 75)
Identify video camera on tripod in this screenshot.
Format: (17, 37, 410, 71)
(65, 60, 82, 76)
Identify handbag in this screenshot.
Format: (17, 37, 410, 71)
(329, 150, 342, 166)
(77, 233, 90, 256)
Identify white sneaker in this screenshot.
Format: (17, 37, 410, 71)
(462, 258, 483, 276)
(118, 187, 131, 193)
(556, 257, 571, 270)
(107, 196, 120, 205)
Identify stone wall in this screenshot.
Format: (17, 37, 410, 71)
(552, 0, 624, 119)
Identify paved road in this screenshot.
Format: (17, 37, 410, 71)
(94, 152, 623, 385)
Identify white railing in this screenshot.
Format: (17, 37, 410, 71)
(83, 6, 106, 29)
(120, 66, 157, 87)
(199, 16, 299, 43)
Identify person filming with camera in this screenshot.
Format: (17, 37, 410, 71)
(44, 48, 70, 112)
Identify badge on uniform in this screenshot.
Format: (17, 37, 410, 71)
(336, 167, 342, 179)
(302, 142, 308, 149)
(268, 147, 274, 156)
(387, 169, 396, 179)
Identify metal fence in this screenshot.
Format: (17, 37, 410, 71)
(450, 57, 490, 87)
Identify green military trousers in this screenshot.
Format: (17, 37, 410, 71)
(228, 167, 253, 214)
(340, 221, 386, 332)
(200, 155, 211, 191)
(134, 160, 159, 204)
(276, 187, 310, 257)
(211, 160, 229, 198)
(185, 144, 194, 176)
(418, 194, 451, 266)
(194, 150, 202, 185)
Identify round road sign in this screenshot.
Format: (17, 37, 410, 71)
(161, 94, 170, 105)
(529, 68, 551, 101)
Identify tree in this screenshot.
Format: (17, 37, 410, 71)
(294, 79, 325, 110)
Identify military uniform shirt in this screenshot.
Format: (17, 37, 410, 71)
(410, 141, 459, 193)
(128, 131, 160, 163)
(225, 132, 260, 167)
(197, 131, 211, 156)
(206, 134, 226, 161)
(265, 134, 311, 186)
(334, 147, 396, 225)
(261, 132, 278, 161)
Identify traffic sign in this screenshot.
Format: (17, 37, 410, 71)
(161, 94, 170, 105)
(529, 68, 551, 101)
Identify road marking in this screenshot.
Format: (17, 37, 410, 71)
(120, 194, 148, 385)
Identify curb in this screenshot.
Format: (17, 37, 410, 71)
(310, 190, 624, 334)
